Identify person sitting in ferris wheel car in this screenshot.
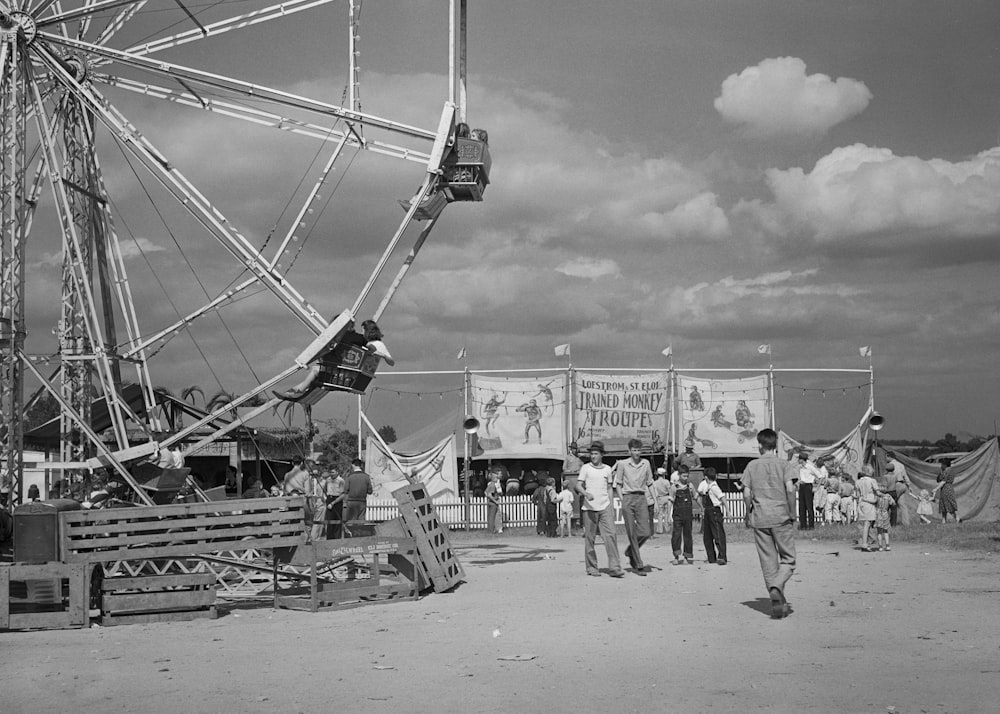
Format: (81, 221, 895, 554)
(274, 319, 393, 401)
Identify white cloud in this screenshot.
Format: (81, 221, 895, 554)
(554, 257, 621, 279)
(118, 237, 167, 260)
(715, 57, 872, 137)
(745, 143, 1000, 242)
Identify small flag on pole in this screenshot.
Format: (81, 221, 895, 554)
(661, 345, 673, 357)
(554, 343, 571, 358)
(757, 344, 771, 355)
(456, 346, 467, 360)
(859, 346, 871, 358)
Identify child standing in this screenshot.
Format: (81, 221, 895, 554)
(909, 488, 935, 524)
(670, 469, 696, 564)
(875, 488, 893, 551)
(555, 482, 575, 536)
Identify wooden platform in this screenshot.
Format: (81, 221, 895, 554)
(275, 536, 419, 612)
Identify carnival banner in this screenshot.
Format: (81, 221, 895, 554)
(470, 373, 566, 459)
(365, 434, 458, 499)
(677, 374, 769, 456)
(574, 371, 668, 451)
(778, 412, 869, 477)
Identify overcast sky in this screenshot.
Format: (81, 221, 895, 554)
(23, 1, 1000, 442)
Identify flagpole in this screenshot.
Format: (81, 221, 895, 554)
(464, 363, 471, 531)
(769, 361, 776, 430)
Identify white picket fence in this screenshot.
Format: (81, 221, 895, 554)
(365, 493, 748, 530)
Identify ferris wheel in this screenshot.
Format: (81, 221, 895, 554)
(0, 0, 490, 505)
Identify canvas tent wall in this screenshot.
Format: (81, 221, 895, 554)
(891, 438, 1000, 523)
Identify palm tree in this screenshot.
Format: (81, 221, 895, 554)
(176, 385, 205, 429)
(279, 400, 316, 454)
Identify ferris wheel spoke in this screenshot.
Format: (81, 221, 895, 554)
(39, 30, 438, 143)
(96, 74, 430, 163)
(126, 0, 338, 57)
(36, 0, 139, 27)
(93, 0, 143, 46)
(36, 42, 331, 338)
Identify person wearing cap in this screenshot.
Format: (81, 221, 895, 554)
(742, 428, 798, 619)
(574, 441, 625, 578)
(678, 445, 702, 472)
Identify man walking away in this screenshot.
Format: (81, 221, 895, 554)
(344, 458, 373, 527)
(743, 429, 798, 619)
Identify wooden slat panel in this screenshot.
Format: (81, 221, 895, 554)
(63, 533, 306, 563)
(64, 510, 305, 537)
(103, 589, 216, 612)
(101, 608, 216, 626)
(102, 573, 215, 591)
(61, 496, 304, 525)
(63, 521, 305, 551)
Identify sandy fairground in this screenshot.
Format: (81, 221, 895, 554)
(2, 529, 1000, 714)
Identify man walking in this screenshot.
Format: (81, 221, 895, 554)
(743, 429, 798, 619)
(574, 442, 624, 578)
(613, 438, 654, 575)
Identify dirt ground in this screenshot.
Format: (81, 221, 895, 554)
(2, 531, 999, 714)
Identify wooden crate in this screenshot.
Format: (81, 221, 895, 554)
(0, 562, 88, 631)
(100, 572, 217, 625)
(390, 484, 464, 593)
(60, 496, 307, 563)
(275, 536, 419, 612)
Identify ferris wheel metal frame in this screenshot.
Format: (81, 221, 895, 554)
(0, 0, 485, 507)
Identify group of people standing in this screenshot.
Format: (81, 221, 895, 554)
(281, 456, 373, 541)
(569, 439, 729, 578)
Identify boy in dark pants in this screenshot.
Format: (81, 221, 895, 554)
(698, 467, 728, 565)
(670, 468, 695, 564)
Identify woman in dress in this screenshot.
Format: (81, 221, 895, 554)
(854, 464, 879, 551)
(933, 460, 960, 523)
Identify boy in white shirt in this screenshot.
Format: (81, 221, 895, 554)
(697, 467, 728, 565)
(555, 482, 575, 537)
(574, 442, 625, 578)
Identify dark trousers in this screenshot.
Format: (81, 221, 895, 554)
(648, 504, 655, 535)
(327, 500, 344, 539)
(345, 500, 367, 526)
(798, 483, 814, 529)
(536, 505, 546, 534)
(545, 504, 558, 537)
(703, 506, 727, 562)
(671, 514, 693, 558)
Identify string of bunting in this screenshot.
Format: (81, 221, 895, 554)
(775, 382, 870, 396)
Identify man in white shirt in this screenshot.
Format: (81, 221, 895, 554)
(796, 453, 821, 530)
(574, 442, 624, 578)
